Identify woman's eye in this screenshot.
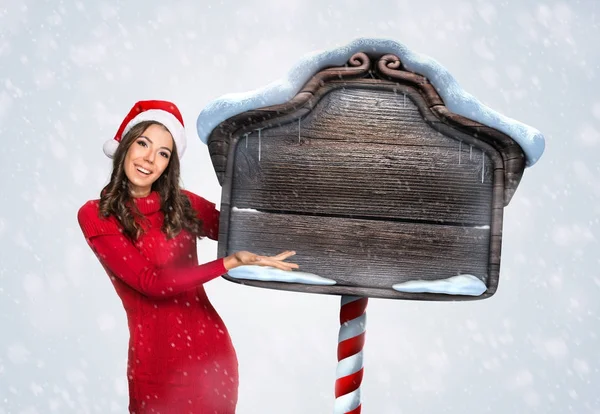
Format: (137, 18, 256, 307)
(160, 152, 170, 159)
(137, 140, 147, 147)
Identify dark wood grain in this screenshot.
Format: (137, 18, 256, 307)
(226, 210, 490, 288)
(230, 88, 494, 226)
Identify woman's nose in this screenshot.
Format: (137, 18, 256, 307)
(144, 150, 155, 163)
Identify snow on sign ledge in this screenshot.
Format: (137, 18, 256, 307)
(392, 274, 487, 296)
(227, 266, 337, 286)
(197, 37, 545, 166)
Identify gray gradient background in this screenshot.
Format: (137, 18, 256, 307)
(1, 1, 598, 413)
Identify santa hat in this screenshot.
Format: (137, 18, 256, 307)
(103, 100, 187, 159)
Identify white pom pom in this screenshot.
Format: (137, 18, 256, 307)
(103, 139, 120, 158)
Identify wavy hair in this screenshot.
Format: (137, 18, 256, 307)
(99, 120, 204, 240)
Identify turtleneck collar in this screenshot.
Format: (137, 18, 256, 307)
(131, 191, 161, 215)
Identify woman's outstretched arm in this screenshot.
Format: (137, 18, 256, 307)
(87, 232, 228, 299)
(78, 199, 298, 299)
(87, 234, 298, 299)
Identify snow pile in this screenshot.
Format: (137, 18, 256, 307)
(392, 274, 487, 296)
(228, 266, 336, 285)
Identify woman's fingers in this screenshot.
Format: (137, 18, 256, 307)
(269, 251, 298, 271)
(234, 250, 299, 270)
(271, 250, 296, 260)
(258, 257, 299, 271)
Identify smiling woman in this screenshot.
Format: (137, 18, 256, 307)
(77, 100, 299, 413)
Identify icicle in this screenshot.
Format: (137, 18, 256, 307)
(458, 141, 462, 165)
(244, 132, 249, 148)
(298, 118, 301, 143)
(403, 93, 406, 108)
(481, 152, 485, 183)
(469, 144, 472, 160)
(256, 128, 262, 162)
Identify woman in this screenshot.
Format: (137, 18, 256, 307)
(77, 100, 298, 413)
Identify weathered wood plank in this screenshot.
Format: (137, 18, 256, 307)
(229, 87, 495, 225)
(269, 88, 456, 147)
(208, 59, 525, 208)
(231, 132, 494, 225)
(227, 210, 490, 289)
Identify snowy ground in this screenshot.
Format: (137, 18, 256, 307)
(1, 1, 599, 413)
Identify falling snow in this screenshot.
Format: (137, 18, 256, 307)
(2, 2, 599, 414)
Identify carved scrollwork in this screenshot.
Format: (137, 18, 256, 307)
(301, 52, 371, 93)
(376, 54, 427, 85)
(347, 52, 371, 71)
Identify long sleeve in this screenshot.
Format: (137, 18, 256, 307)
(182, 189, 220, 240)
(86, 232, 227, 299)
(203, 205, 220, 241)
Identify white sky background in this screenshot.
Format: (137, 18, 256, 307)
(1, 0, 599, 413)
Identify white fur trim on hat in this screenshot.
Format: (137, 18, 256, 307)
(103, 109, 187, 159)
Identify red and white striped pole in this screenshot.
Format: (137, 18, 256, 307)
(334, 295, 368, 414)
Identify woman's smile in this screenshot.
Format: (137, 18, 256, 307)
(134, 164, 153, 176)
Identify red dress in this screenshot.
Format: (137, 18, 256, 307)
(77, 190, 238, 413)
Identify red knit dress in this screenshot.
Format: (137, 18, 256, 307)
(77, 189, 238, 414)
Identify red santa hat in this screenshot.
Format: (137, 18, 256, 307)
(103, 100, 187, 159)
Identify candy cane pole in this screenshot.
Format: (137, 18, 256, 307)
(334, 295, 368, 414)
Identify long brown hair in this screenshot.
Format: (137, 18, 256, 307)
(99, 120, 204, 240)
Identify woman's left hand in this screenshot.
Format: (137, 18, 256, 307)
(224, 250, 299, 271)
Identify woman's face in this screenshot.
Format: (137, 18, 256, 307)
(124, 123, 174, 198)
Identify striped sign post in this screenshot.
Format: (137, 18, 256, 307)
(334, 296, 368, 414)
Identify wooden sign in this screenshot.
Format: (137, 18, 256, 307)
(204, 52, 527, 301)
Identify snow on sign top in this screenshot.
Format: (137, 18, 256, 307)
(196, 37, 545, 166)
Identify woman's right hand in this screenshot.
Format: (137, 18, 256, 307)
(224, 250, 299, 272)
